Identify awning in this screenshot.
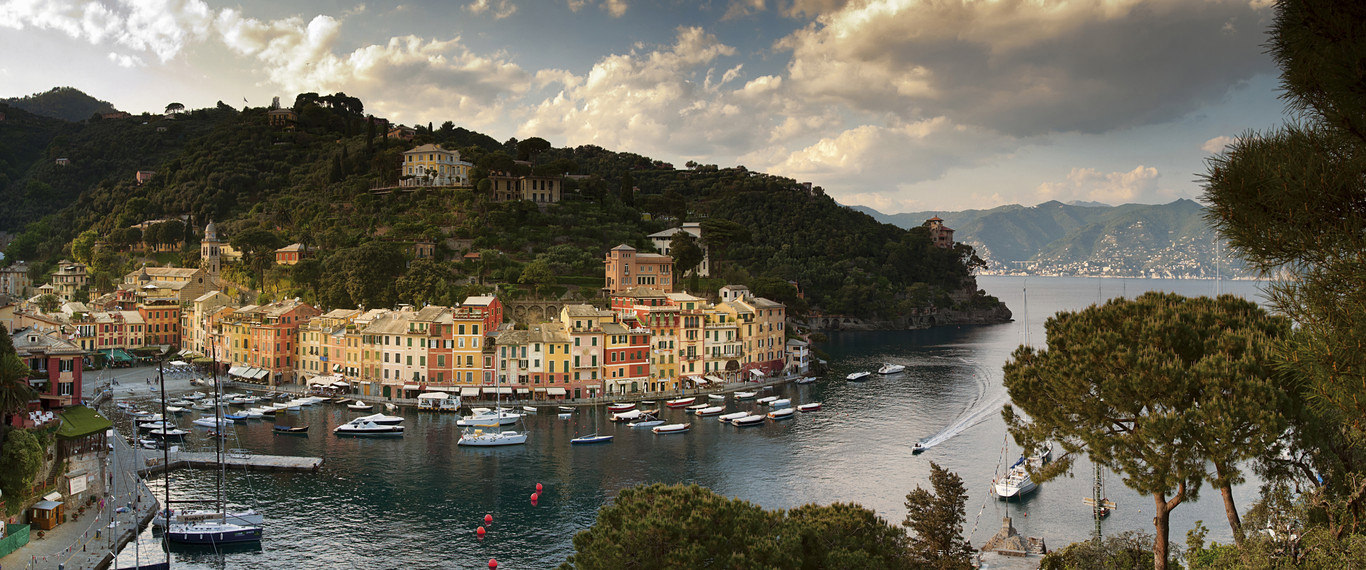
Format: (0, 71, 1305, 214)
(403, 383, 420, 390)
(427, 386, 455, 393)
(227, 366, 246, 377)
(706, 375, 724, 384)
(418, 392, 450, 400)
(32, 500, 62, 511)
(460, 387, 480, 397)
(750, 369, 766, 377)
(694, 378, 709, 386)
(482, 387, 498, 395)
(253, 368, 270, 380)
(169, 360, 188, 366)
(497, 387, 512, 395)
(516, 388, 530, 394)
(533, 388, 547, 393)
(546, 388, 567, 396)
(333, 364, 342, 372)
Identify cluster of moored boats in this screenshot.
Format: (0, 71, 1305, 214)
(845, 363, 906, 381)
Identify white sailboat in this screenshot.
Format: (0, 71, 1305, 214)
(458, 376, 526, 446)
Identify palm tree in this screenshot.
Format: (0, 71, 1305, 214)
(0, 354, 35, 424)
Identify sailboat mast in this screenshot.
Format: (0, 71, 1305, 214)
(212, 347, 224, 522)
(158, 361, 171, 566)
(1093, 462, 1103, 540)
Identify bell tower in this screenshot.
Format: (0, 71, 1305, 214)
(201, 220, 221, 281)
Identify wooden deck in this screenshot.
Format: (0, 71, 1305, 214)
(138, 449, 323, 475)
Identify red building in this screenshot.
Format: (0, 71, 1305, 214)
(11, 326, 86, 426)
(138, 300, 181, 347)
(461, 295, 504, 334)
(274, 243, 309, 266)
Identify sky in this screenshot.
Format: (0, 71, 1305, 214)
(0, 0, 1289, 213)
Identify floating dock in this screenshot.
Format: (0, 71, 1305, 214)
(137, 449, 323, 475)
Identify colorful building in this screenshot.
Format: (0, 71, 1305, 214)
(648, 222, 710, 277)
(221, 299, 320, 385)
(274, 243, 309, 266)
(603, 244, 673, 294)
(926, 216, 955, 248)
(401, 144, 472, 187)
(11, 326, 86, 423)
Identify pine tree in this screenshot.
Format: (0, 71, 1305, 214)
(904, 462, 974, 569)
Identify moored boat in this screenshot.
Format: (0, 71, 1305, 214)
(457, 409, 520, 427)
(878, 363, 907, 375)
(731, 415, 765, 427)
(610, 409, 646, 422)
(796, 402, 821, 413)
(694, 406, 725, 416)
(685, 403, 709, 412)
(570, 434, 614, 445)
(522, 406, 538, 413)
(558, 406, 574, 412)
(334, 420, 404, 436)
(756, 396, 778, 405)
(457, 429, 527, 446)
(355, 412, 405, 425)
(607, 402, 636, 413)
(846, 371, 872, 381)
(652, 423, 691, 434)
(272, 425, 309, 434)
(734, 391, 757, 400)
(167, 520, 263, 545)
(718, 411, 749, 423)
(628, 417, 665, 428)
(794, 376, 817, 384)
(155, 508, 264, 529)
(767, 398, 791, 408)
(708, 393, 726, 401)
(347, 400, 373, 410)
(192, 417, 232, 429)
(767, 407, 796, 421)
(666, 397, 696, 408)
(993, 460, 1037, 498)
(147, 428, 189, 438)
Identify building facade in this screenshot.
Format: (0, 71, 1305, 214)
(648, 222, 710, 277)
(401, 144, 472, 187)
(603, 245, 673, 295)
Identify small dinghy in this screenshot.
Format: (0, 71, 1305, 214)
(718, 411, 748, 422)
(558, 406, 574, 412)
(347, 401, 373, 411)
(273, 425, 309, 434)
(797, 402, 822, 413)
(652, 423, 691, 434)
(558, 413, 572, 419)
(628, 415, 665, 428)
(708, 394, 726, 401)
(731, 415, 765, 427)
(607, 402, 636, 413)
(666, 397, 696, 408)
(523, 406, 537, 413)
(735, 391, 757, 400)
(767, 408, 796, 421)
(756, 396, 778, 405)
(694, 406, 725, 416)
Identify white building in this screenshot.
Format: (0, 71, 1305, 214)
(649, 222, 709, 277)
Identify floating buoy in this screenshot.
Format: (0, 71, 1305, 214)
(531, 492, 539, 506)
(485, 513, 493, 524)
(477, 526, 486, 538)
(536, 482, 543, 492)
(489, 559, 498, 569)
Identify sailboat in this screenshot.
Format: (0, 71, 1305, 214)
(167, 353, 264, 545)
(458, 376, 526, 446)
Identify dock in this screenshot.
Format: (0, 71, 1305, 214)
(136, 449, 323, 476)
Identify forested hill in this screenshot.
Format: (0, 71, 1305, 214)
(856, 199, 1247, 278)
(2, 87, 119, 122)
(0, 92, 1003, 322)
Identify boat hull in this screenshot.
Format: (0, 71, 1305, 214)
(458, 432, 528, 446)
(167, 525, 262, 545)
(570, 435, 614, 445)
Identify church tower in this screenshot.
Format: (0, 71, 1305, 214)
(201, 220, 221, 281)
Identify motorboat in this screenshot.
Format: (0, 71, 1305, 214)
(457, 428, 527, 446)
(129, 409, 152, 418)
(570, 434, 614, 445)
(610, 409, 646, 422)
(734, 391, 757, 400)
(457, 410, 520, 427)
(708, 394, 726, 401)
(183, 392, 207, 400)
(652, 423, 691, 434)
(192, 417, 232, 429)
(147, 428, 189, 438)
(794, 376, 817, 385)
(912, 442, 927, 455)
(334, 420, 404, 436)
(558, 406, 574, 412)
(767, 398, 791, 408)
(137, 420, 176, 431)
(272, 425, 309, 434)
(522, 406, 538, 413)
(797, 402, 821, 412)
(355, 412, 405, 426)
(718, 411, 749, 423)
(347, 400, 373, 410)
(628, 417, 665, 428)
(154, 508, 263, 529)
(846, 371, 872, 381)
(993, 458, 1038, 499)
(694, 406, 725, 416)
(878, 363, 907, 375)
(607, 402, 636, 413)
(756, 396, 778, 405)
(666, 397, 696, 408)
(767, 408, 796, 421)
(685, 403, 709, 412)
(731, 415, 765, 427)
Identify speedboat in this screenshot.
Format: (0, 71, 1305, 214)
(797, 402, 821, 412)
(694, 406, 725, 416)
(192, 417, 232, 429)
(734, 391, 757, 400)
(731, 415, 765, 427)
(795, 376, 817, 384)
(767, 408, 796, 421)
(457, 429, 527, 446)
(756, 396, 778, 405)
(993, 458, 1038, 498)
(610, 409, 646, 422)
(355, 412, 405, 425)
(334, 420, 404, 436)
(457, 410, 520, 427)
(767, 398, 791, 408)
(708, 394, 726, 401)
(912, 442, 927, 455)
(570, 434, 614, 445)
(653, 423, 691, 434)
(878, 363, 906, 375)
(846, 371, 872, 381)
(718, 411, 749, 423)
(154, 508, 264, 529)
(665, 397, 696, 408)
(607, 402, 636, 413)
(347, 400, 373, 411)
(522, 406, 538, 413)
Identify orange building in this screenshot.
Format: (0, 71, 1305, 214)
(275, 243, 308, 265)
(603, 244, 673, 295)
(222, 299, 321, 385)
(926, 217, 955, 248)
(138, 300, 181, 347)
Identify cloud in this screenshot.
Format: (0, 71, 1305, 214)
(0, 0, 215, 62)
(723, 0, 765, 20)
(1035, 165, 1172, 205)
(1201, 135, 1237, 154)
(777, 0, 1276, 136)
(465, 0, 516, 19)
(566, 0, 587, 11)
(107, 51, 145, 68)
(602, 0, 627, 17)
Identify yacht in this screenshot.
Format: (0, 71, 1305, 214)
(846, 371, 872, 381)
(334, 419, 404, 436)
(355, 412, 405, 426)
(993, 458, 1038, 499)
(457, 428, 527, 446)
(457, 409, 520, 427)
(569, 434, 614, 445)
(878, 364, 906, 375)
(155, 508, 263, 529)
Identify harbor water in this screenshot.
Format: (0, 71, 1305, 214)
(109, 276, 1269, 568)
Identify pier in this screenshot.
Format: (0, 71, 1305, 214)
(136, 449, 323, 476)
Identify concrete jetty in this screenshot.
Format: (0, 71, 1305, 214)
(137, 449, 323, 476)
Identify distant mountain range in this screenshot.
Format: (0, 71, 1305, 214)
(2, 87, 119, 122)
(853, 199, 1249, 278)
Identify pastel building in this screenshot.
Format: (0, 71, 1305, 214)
(11, 326, 86, 423)
(401, 144, 472, 187)
(603, 244, 673, 295)
(648, 222, 709, 277)
(221, 299, 320, 385)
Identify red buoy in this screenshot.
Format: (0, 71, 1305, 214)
(484, 513, 493, 524)
(477, 526, 486, 538)
(530, 493, 539, 506)
(489, 559, 498, 569)
(536, 483, 543, 492)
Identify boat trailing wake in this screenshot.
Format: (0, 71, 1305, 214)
(917, 362, 1009, 451)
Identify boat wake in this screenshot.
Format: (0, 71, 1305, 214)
(916, 362, 1009, 452)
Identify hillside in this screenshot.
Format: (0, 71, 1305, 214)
(0, 91, 1005, 324)
(856, 199, 1247, 278)
(2, 87, 119, 122)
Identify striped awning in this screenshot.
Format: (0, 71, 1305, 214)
(460, 387, 480, 397)
(546, 388, 566, 396)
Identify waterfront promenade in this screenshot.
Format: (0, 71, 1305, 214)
(3, 431, 158, 570)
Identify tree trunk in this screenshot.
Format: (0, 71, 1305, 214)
(1152, 493, 1171, 570)
(1216, 464, 1244, 544)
